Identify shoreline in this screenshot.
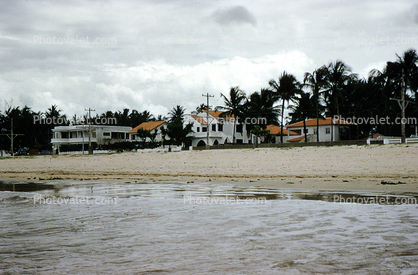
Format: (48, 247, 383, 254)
(1, 144, 417, 193)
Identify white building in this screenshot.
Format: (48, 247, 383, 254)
(51, 125, 132, 153)
(185, 110, 251, 147)
(286, 117, 353, 142)
(265, 124, 299, 143)
(128, 121, 167, 142)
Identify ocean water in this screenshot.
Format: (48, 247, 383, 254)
(1, 180, 418, 274)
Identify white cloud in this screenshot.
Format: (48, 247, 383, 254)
(0, 0, 417, 119)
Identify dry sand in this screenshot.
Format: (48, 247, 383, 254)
(1, 144, 417, 192)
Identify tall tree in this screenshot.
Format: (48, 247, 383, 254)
(288, 91, 317, 142)
(304, 67, 327, 142)
(385, 49, 418, 136)
(166, 105, 193, 147)
(245, 88, 280, 129)
(269, 72, 300, 143)
(323, 60, 357, 141)
(216, 86, 246, 144)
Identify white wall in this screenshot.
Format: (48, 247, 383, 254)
(184, 113, 251, 147)
(287, 125, 342, 142)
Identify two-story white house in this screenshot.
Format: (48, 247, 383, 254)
(51, 125, 132, 153)
(184, 110, 251, 147)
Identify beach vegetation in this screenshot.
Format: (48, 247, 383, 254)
(269, 72, 301, 143)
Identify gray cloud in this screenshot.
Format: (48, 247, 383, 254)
(212, 6, 257, 26)
(413, 4, 418, 24)
(0, 0, 417, 118)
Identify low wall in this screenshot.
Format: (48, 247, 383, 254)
(193, 140, 368, 150)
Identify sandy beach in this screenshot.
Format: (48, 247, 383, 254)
(1, 143, 417, 192)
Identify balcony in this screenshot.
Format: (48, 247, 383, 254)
(191, 132, 223, 138)
(51, 137, 97, 144)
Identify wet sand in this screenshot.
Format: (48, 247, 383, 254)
(1, 144, 417, 192)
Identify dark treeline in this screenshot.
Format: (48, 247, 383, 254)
(216, 49, 418, 142)
(0, 106, 164, 152)
(1, 49, 417, 152)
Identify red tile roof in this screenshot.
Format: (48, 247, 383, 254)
(191, 115, 206, 124)
(266, 124, 298, 136)
(209, 110, 234, 120)
(191, 111, 234, 124)
(288, 134, 309, 142)
(128, 121, 166, 133)
(287, 117, 353, 128)
(366, 133, 383, 139)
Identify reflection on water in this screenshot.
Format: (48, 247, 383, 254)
(0, 181, 57, 192)
(1, 180, 418, 274)
(2, 179, 418, 203)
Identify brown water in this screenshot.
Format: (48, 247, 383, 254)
(1, 180, 418, 274)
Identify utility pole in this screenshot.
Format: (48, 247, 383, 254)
(82, 124, 85, 154)
(0, 118, 24, 156)
(390, 68, 413, 143)
(85, 108, 95, 154)
(202, 93, 214, 149)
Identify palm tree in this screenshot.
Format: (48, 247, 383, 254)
(245, 88, 280, 144)
(395, 49, 418, 96)
(245, 88, 280, 128)
(269, 72, 301, 143)
(156, 114, 167, 121)
(216, 86, 246, 144)
(288, 91, 317, 142)
(385, 49, 418, 139)
(304, 67, 327, 142)
(323, 61, 357, 141)
(167, 105, 193, 147)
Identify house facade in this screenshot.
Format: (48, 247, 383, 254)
(128, 121, 167, 142)
(286, 117, 353, 142)
(51, 125, 132, 153)
(265, 124, 299, 143)
(184, 110, 251, 147)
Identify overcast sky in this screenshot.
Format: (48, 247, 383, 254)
(1, 0, 418, 118)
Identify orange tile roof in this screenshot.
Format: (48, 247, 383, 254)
(366, 133, 383, 139)
(288, 134, 309, 142)
(191, 111, 234, 124)
(128, 121, 166, 133)
(266, 124, 298, 136)
(209, 110, 234, 120)
(191, 115, 206, 124)
(287, 117, 353, 128)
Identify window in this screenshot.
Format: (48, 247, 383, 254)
(303, 128, 309, 134)
(212, 124, 216, 132)
(313, 129, 317, 134)
(236, 139, 243, 144)
(103, 132, 111, 138)
(197, 127, 200, 132)
(61, 132, 69, 138)
(218, 124, 223, 132)
(293, 129, 301, 135)
(202, 127, 207, 132)
(236, 124, 243, 133)
(326, 127, 330, 134)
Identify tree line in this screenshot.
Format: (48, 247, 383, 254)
(1, 49, 417, 152)
(215, 49, 418, 143)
